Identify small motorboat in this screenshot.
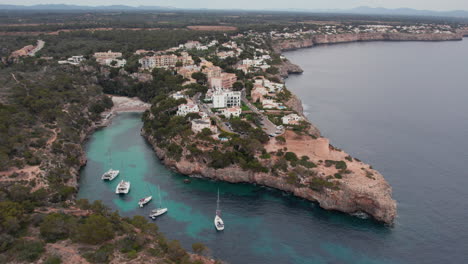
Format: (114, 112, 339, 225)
(149, 208, 168, 219)
(138, 196, 152, 208)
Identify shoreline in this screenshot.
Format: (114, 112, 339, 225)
(273, 32, 466, 53)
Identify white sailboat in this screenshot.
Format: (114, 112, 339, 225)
(101, 151, 119, 181)
(149, 186, 168, 219)
(214, 189, 224, 231)
(138, 185, 153, 208)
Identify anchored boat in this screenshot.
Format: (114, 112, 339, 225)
(139, 185, 153, 207)
(149, 186, 167, 219)
(115, 180, 131, 194)
(101, 151, 119, 181)
(214, 189, 225, 231)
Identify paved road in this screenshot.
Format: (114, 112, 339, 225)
(241, 89, 284, 137)
(194, 93, 235, 133)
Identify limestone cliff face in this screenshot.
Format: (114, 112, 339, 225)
(273, 38, 314, 53)
(274, 32, 464, 52)
(143, 130, 397, 224)
(285, 94, 321, 137)
(311, 32, 463, 44)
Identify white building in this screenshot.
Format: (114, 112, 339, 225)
(221, 107, 242, 118)
(212, 90, 241, 108)
(177, 101, 200, 116)
(58, 55, 85, 65)
(184, 41, 201, 50)
(94, 50, 126, 67)
(191, 118, 218, 134)
(171, 91, 186, 100)
(282, 114, 304, 125)
(262, 99, 280, 109)
(255, 78, 284, 93)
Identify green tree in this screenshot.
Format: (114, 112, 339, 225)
(74, 214, 115, 245)
(40, 213, 76, 242)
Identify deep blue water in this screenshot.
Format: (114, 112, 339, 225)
(78, 39, 468, 263)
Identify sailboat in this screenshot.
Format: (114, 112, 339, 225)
(101, 150, 119, 181)
(214, 189, 225, 231)
(149, 186, 168, 219)
(138, 184, 153, 208)
(115, 163, 130, 194)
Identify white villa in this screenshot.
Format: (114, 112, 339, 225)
(221, 107, 242, 118)
(254, 78, 285, 93)
(177, 101, 200, 116)
(262, 99, 280, 109)
(171, 91, 186, 100)
(282, 114, 304, 125)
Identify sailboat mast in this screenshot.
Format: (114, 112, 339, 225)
(158, 186, 162, 207)
(216, 189, 220, 212)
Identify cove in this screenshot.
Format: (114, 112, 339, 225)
(78, 112, 393, 264)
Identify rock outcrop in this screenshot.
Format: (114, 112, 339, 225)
(278, 59, 303, 78)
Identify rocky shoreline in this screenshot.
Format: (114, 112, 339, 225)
(273, 31, 466, 52)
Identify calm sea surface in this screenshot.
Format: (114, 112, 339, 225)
(78, 39, 468, 263)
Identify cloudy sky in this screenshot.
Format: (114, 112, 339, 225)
(2, 0, 468, 11)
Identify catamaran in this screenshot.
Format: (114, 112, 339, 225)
(138, 185, 153, 208)
(214, 189, 224, 231)
(101, 151, 119, 181)
(149, 186, 167, 219)
(115, 180, 131, 194)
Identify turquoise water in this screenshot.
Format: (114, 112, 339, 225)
(78, 112, 392, 264)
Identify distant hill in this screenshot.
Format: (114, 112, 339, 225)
(314, 6, 468, 18)
(1, 4, 468, 18)
(0, 4, 176, 11)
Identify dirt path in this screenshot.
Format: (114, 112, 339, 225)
(28, 39, 44, 56)
(46, 240, 90, 264)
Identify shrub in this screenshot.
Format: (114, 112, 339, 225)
(167, 240, 188, 262)
(335, 161, 347, 170)
(192, 242, 207, 254)
(11, 239, 45, 262)
(334, 173, 343, 179)
(74, 215, 115, 245)
(286, 172, 299, 185)
(309, 178, 337, 191)
(83, 244, 114, 263)
(284, 152, 298, 162)
(44, 255, 62, 264)
(40, 213, 76, 242)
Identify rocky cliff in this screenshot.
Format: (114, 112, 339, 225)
(143, 129, 397, 224)
(274, 32, 464, 52)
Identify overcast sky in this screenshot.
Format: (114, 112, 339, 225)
(2, 0, 468, 11)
